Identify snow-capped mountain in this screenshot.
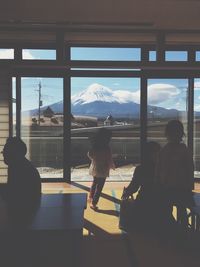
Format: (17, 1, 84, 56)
(26, 83, 183, 118)
(71, 83, 140, 117)
(71, 83, 137, 105)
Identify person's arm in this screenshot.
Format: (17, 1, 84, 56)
(121, 166, 142, 199)
(87, 149, 94, 160)
(108, 147, 115, 170)
(185, 148, 194, 191)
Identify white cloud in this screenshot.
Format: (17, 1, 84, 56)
(194, 81, 200, 90)
(0, 49, 35, 60)
(115, 83, 181, 106)
(23, 50, 35, 59)
(194, 104, 200, 111)
(0, 49, 14, 59)
(147, 83, 180, 105)
(113, 90, 140, 104)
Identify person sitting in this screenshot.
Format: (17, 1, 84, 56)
(120, 141, 161, 230)
(1, 137, 41, 225)
(122, 141, 161, 203)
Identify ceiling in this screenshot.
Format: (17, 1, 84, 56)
(1, 0, 200, 31)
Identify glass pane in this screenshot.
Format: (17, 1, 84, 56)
(195, 52, 200, 61)
(70, 47, 141, 61)
(194, 79, 200, 178)
(22, 49, 56, 60)
(21, 77, 63, 178)
(147, 79, 188, 148)
(165, 51, 188, 61)
(12, 77, 16, 136)
(0, 49, 14, 59)
(149, 51, 156, 61)
(71, 77, 140, 181)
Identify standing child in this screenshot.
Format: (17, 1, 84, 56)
(88, 128, 115, 210)
(155, 120, 194, 227)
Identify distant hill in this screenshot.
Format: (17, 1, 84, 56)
(24, 83, 187, 119)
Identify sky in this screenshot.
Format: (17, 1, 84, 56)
(8, 48, 200, 112)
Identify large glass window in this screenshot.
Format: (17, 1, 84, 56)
(0, 49, 14, 59)
(70, 47, 141, 61)
(71, 77, 141, 181)
(10, 45, 200, 182)
(12, 77, 16, 136)
(20, 77, 63, 179)
(22, 49, 56, 60)
(194, 79, 200, 178)
(165, 51, 188, 61)
(147, 79, 188, 147)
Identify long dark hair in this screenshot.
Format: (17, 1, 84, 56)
(90, 128, 112, 150)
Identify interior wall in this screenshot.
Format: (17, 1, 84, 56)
(1, 0, 200, 30)
(0, 72, 10, 183)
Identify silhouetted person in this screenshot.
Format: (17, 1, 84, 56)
(155, 120, 194, 228)
(120, 141, 161, 230)
(122, 141, 161, 203)
(88, 128, 115, 210)
(1, 137, 41, 267)
(2, 137, 41, 225)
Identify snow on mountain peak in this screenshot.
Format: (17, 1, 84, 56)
(71, 83, 138, 105)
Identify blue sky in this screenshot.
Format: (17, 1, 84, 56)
(9, 48, 200, 112)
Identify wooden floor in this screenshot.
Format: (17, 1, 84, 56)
(42, 182, 200, 267)
(42, 181, 200, 191)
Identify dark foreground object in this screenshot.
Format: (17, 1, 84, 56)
(0, 193, 87, 267)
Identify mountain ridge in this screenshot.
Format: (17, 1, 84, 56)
(24, 83, 186, 118)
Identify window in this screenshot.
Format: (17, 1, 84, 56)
(22, 49, 56, 60)
(165, 51, 188, 61)
(149, 51, 156, 61)
(195, 51, 200, 61)
(71, 77, 141, 181)
(0, 48, 14, 59)
(20, 77, 63, 179)
(12, 77, 16, 136)
(9, 44, 200, 182)
(194, 79, 200, 178)
(147, 79, 188, 147)
(70, 47, 141, 61)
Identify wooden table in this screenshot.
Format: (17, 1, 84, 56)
(0, 193, 87, 267)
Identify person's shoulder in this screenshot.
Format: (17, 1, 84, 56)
(134, 164, 142, 175)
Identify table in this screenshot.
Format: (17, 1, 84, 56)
(0, 193, 87, 267)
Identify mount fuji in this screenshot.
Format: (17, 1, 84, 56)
(71, 83, 140, 118)
(70, 83, 179, 118)
(27, 83, 181, 118)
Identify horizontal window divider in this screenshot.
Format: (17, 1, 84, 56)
(143, 70, 200, 78)
(71, 60, 200, 67)
(70, 70, 141, 77)
(10, 69, 200, 79)
(0, 43, 56, 49)
(70, 60, 142, 67)
(12, 68, 69, 77)
(2, 60, 200, 70)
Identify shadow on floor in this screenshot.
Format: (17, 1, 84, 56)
(71, 181, 121, 205)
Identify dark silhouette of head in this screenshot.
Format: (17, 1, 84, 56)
(91, 128, 112, 150)
(2, 137, 27, 165)
(165, 120, 185, 143)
